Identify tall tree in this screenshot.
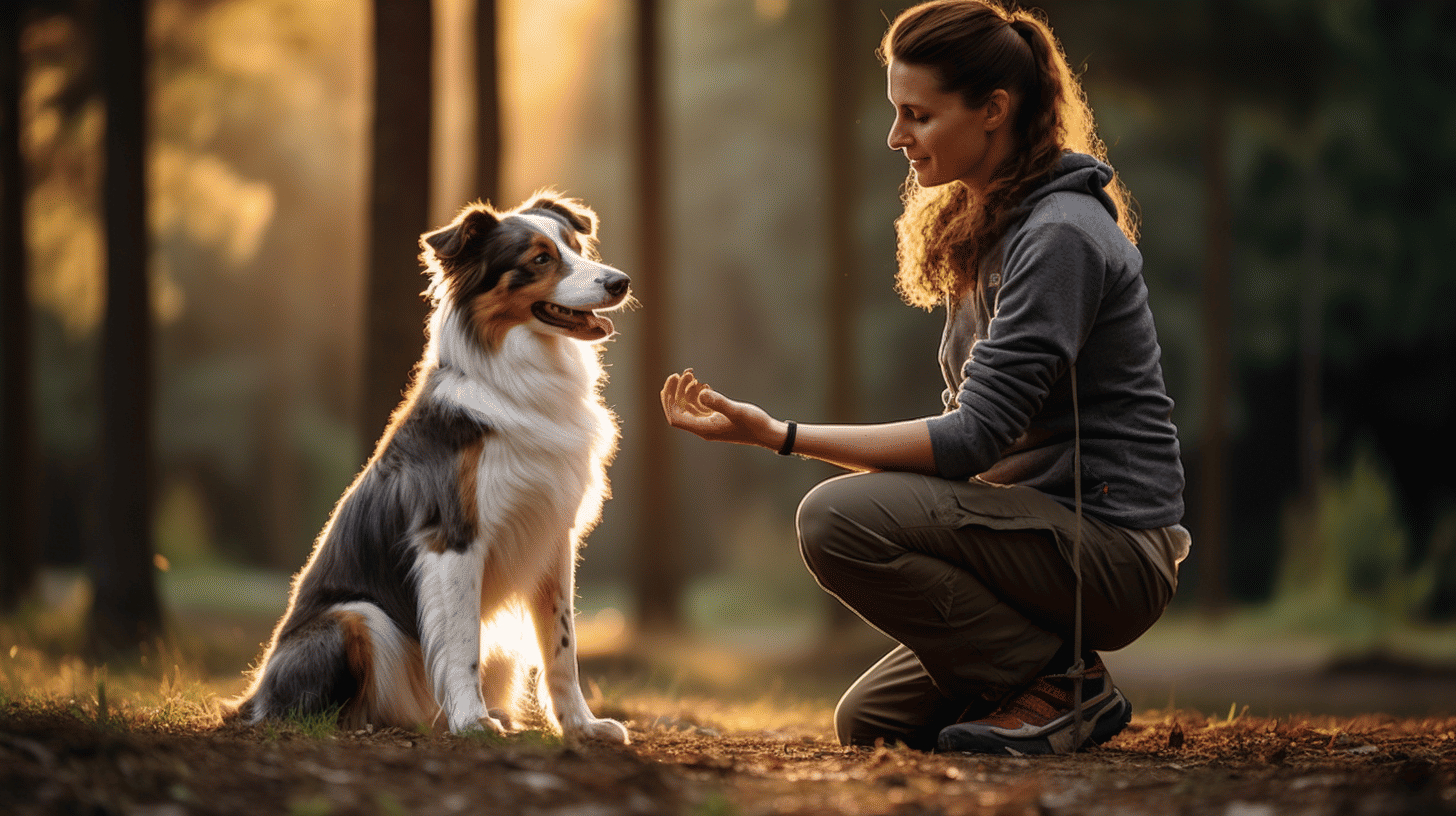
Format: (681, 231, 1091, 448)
(1, 0, 38, 612)
(474, 0, 499, 205)
(822, 0, 863, 635)
(90, 0, 163, 655)
(1196, 84, 1231, 615)
(630, 0, 684, 634)
(361, 0, 433, 444)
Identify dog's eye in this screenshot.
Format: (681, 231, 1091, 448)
(532, 253, 553, 266)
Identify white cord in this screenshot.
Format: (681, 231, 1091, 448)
(1070, 362, 1085, 751)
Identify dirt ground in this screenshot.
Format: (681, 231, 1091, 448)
(4, 699, 1455, 816)
(4, 592, 1455, 815)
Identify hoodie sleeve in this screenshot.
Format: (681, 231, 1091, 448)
(924, 217, 1106, 480)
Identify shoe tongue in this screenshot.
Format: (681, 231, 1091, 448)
(1043, 672, 1106, 702)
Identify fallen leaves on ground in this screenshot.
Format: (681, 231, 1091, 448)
(2, 700, 1454, 816)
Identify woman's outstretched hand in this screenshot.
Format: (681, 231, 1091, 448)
(661, 369, 937, 473)
(660, 369, 785, 450)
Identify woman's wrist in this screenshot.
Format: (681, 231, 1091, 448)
(776, 420, 798, 456)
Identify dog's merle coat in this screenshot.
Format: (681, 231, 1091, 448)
(230, 194, 630, 743)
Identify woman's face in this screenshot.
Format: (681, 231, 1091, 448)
(886, 60, 996, 191)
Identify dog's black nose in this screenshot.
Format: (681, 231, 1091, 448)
(602, 273, 630, 298)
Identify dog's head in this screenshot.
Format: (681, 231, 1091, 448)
(420, 193, 631, 349)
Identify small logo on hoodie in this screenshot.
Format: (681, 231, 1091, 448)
(987, 271, 1002, 289)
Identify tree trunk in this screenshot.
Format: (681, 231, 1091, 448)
(1282, 166, 1326, 596)
(90, 0, 164, 656)
(1, 0, 38, 613)
(822, 0, 863, 635)
(474, 0, 500, 206)
(630, 0, 684, 634)
(361, 0, 433, 445)
(1197, 86, 1231, 616)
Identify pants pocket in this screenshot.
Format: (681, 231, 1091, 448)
(886, 552, 960, 624)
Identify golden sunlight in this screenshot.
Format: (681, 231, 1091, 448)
(496, 0, 614, 202)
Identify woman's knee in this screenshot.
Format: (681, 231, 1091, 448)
(796, 474, 882, 577)
(797, 472, 943, 572)
(832, 665, 959, 751)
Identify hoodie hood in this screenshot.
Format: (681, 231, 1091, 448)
(1016, 152, 1119, 222)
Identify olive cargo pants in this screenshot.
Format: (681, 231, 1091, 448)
(796, 472, 1186, 749)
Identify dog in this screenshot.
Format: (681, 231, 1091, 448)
(228, 193, 631, 744)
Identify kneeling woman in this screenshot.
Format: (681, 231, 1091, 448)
(661, 0, 1188, 755)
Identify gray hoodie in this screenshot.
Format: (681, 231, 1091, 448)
(924, 153, 1185, 529)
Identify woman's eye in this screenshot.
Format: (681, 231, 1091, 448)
(900, 106, 927, 124)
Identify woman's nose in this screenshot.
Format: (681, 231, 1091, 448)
(887, 118, 909, 151)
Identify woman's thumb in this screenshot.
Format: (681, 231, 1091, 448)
(700, 388, 729, 411)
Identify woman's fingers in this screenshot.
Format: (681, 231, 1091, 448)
(661, 369, 716, 423)
(659, 373, 681, 416)
(683, 379, 710, 415)
(660, 368, 770, 447)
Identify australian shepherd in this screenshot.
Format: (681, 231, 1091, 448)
(229, 193, 631, 743)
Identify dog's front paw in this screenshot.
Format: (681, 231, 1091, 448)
(450, 713, 508, 736)
(566, 717, 630, 745)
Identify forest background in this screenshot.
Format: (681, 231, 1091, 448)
(2, 0, 1454, 716)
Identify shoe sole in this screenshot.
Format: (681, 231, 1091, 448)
(936, 689, 1133, 756)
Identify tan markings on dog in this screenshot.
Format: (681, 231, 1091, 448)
(423, 529, 449, 555)
(525, 232, 558, 261)
(400, 638, 433, 718)
(532, 577, 567, 655)
(457, 436, 484, 538)
(556, 227, 584, 256)
(336, 610, 375, 726)
(468, 289, 528, 352)
(467, 235, 566, 351)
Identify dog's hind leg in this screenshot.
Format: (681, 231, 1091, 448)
(331, 602, 438, 731)
(530, 549, 629, 744)
(235, 603, 436, 731)
(234, 611, 357, 725)
(415, 546, 500, 734)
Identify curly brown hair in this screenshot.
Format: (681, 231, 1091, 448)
(880, 0, 1139, 309)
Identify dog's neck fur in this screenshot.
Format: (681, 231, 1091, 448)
(423, 300, 608, 431)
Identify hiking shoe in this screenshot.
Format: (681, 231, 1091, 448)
(936, 656, 1132, 755)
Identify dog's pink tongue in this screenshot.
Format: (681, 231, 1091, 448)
(584, 313, 614, 339)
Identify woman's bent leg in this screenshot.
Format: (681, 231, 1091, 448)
(834, 644, 979, 750)
(798, 471, 1173, 747)
(798, 472, 1068, 706)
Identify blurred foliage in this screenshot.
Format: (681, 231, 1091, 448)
(1276, 445, 1415, 634)
(1223, 1, 1456, 596)
(12, 0, 1456, 631)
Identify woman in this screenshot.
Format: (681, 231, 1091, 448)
(661, 0, 1188, 755)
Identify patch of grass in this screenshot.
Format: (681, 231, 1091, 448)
(694, 791, 744, 816)
(283, 705, 344, 739)
(454, 725, 563, 750)
(0, 636, 225, 735)
(372, 792, 409, 816)
(288, 794, 335, 816)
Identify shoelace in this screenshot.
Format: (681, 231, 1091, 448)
(982, 680, 1074, 728)
(1068, 362, 1086, 748)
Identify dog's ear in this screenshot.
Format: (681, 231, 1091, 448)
(522, 193, 597, 238)
(421, 205, 499, 262)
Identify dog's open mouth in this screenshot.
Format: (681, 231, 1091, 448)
(532, 301, 614, 341)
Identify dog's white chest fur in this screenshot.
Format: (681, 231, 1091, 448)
(434, 324, 616, 593)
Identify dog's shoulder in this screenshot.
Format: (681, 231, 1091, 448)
(380, 390, 491, 468)
(404, 398, 491, 451)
